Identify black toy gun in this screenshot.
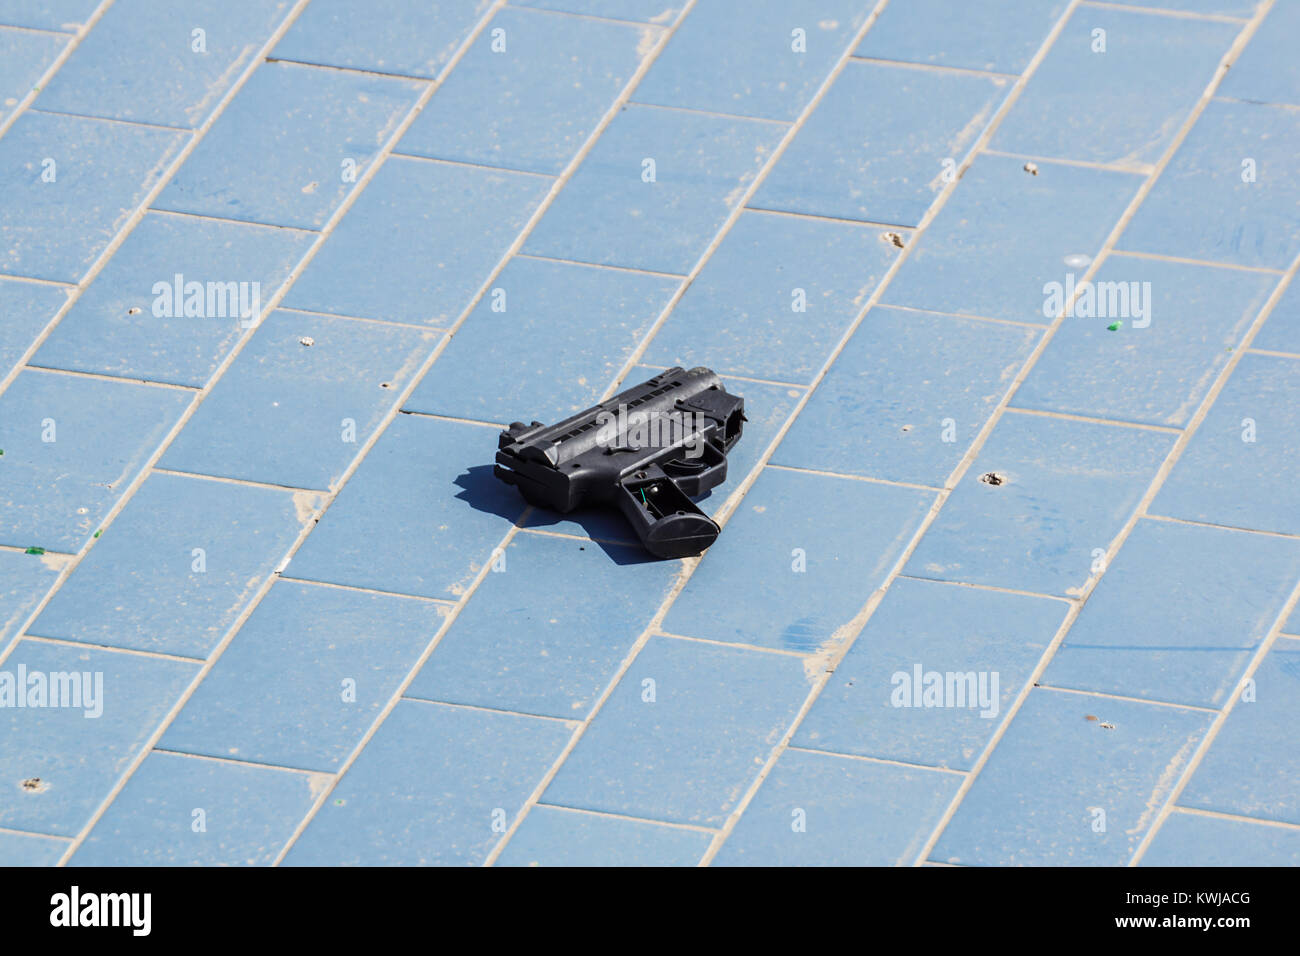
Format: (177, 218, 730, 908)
(494, 367, 746, 559)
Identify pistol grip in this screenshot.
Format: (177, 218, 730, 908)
(615, 466, 719, 559)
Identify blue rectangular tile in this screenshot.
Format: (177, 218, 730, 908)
(288, 415, 522, 600)
(0, 26, 66, 125)
(635, 0, 873, 121)
(0, 549, 62, 648)
(0, 640, 198, 836)
(272, 0, 491, 78)
(882, 154, 1143, 323)
(283, 156, 551, 325)
(1151, 353, 1300, 534)
(795, 577, 1066, 770)
(1179, 636, 1300, 825)
(496, 805, 710, 866)
(1141, 811, 1300, 867)
(713, 748, 960, 866)
(663, 467, 933, 653)
(1217, 1, 1300, 107)
(512, 0, 680, 24)
(1016, 255, 1275, 427)
(407, 532, 677, 720)
(70, 752, 318, 866)
(38, 0, 292, 128)
(642, 210, 900, 385)
(753, 60, 1010, 226)
(402, 257, 676, 423)
(543, 636, 809, 827)
(153, 61, 423, 229)
(0, 1, 97, 31)
(521, 372, 806, 541)
(0, 830, 68, 866)
(161, 580, 444, 775)
(33, 212, 313, 387)
(0, 277, 67, 381)
(1046, 519, 1300, 708)
(932, 688, 1213, 865)
(0, 111, 187, 282)
(163, 579, 445, 772)
(1118, 100, 1300, 270)
(399, 7, 650, 175)
(159, 310, 437, 490)
(1252, 278, 1300, 354)
(523, 104, 784, 274)
(772, 306, 1039, 485)
(854, 0, 1068, 74)
(283, 698, 572, 865)
(30, 473, 320, 658)
(993, 8, 1235, 168)
(906, 413, 1174, 596)
(0, 369, 190, 552)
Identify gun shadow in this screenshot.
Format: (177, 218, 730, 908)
(453, 465, 664, 566)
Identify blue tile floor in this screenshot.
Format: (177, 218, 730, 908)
(0, 0, 1296, 867)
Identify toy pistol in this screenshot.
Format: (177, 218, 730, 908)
(494, 367, 746, 559)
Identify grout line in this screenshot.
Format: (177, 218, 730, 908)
(16, 634, 206, 664)
(0, 544, 75, 557)
(263, 56, 438, 82)
(386, 150, 557, 177)
(895, 574, 1076, 605)
(149, 748, 328, 775)
(22, 365, 200, 390)
(1248, 347, 1300, 359)
(1169, 805, 1300, 832)
(654, 630, 811, 658)
(0, 0, 116, 144)
(274, 575, 458, 605)
(1003, 405, 1184, 434)
(866, 300, 1049, 329)
(1033, 683, 1221, 713)
(982, 147, 1154, 176)
(637, 364, 810, 390)
(624, 99, 792, 125)
(397, 409, 507, 429)
(266, 0, 701, 868)
(1141, 512, 1300, 540)
(533, 802, 718, 834)
(784, 745, 970, 776)
(0, 824, 72, 841)
(1108, 247, 1286, 274)
(27, 106, 191, 131)
(0, 272, 77, 287)
(1081, 0, 1250, 23)
(398, 696, 581, 725)
(743, 205, 916, 232)
(512, 251, 688, 279)
(764, 462, 943, 491)
(517, 526, 638, 547)
(144, 206, 321, 233)
(271, 304, 448, 333)
(847, 55, 1021, 80)
(501, 3, 673, 29)
(150, 467, 325, 493)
